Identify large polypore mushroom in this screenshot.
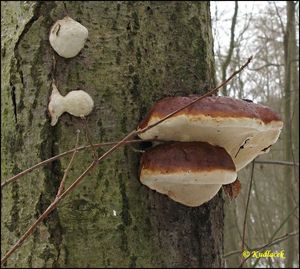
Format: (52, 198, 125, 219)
(137, 96, 283, 171)
(140, 142, 237, 206)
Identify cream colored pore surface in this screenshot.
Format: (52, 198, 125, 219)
(140, 169, 236, 206)
(138, 115, 283, 171)
(142, 179, 222, 207)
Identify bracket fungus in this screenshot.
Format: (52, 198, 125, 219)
(49, 16, 88, 58)
(139, 142, 237, 206)
(48, 82, 94, 126)
(137, 96, 283, 171)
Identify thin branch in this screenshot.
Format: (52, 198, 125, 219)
(63, 1, 69, 16)
(82, 117, 98, 160)
(56, 130, 80, 198)
(273, 1, 285, 35)
(238, 197, 298, 268)
(249, 63, 283, 71)
(224, 230, 299, 259)
(1, 130, 136, 265)
(1, 198, 61, 265)
(1, 139, 146, 188)
(238, 231, 299, 268)
(225, 206, 298, 259)
(255, 160, 299, 166)
(1, 57, 253, 265)
(138, 56, 253, 134)
(241, 160, 255, 267)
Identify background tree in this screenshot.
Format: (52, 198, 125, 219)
(212, 1, 299, 268)
(1, 1, 223, 267)
(283, 1, 298, 267)
(220, 1, 238, 96)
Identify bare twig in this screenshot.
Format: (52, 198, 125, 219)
(273, 1, 285, 35)
(63, 1, 69, 16)
(56, 130, 80, 198)
(238, 231, 299, 268)
(1, 130, 136, 265)
(1, 139, 146, 188)
(0, 130, 137, 265)
(255, 160, 299, 166)
(82, 117, 98, 160)
(1, 57, 253, 265)
(1, 198, 61, 265)
(138, 56, 253, 134)
(248, 63, 283, 71)
(241, 160, 255, 267)
(224, 230, 299, 259)
(2, 130, 82, 266)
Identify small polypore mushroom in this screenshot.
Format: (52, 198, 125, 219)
(48, 82, 94, 126)
(137, 96, 283, 171)
(49, 16, 88, 58)
(139, 141, 237, 207)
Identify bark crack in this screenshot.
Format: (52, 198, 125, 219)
(9, 2, 42, 124)
(10, 84, 17, 123)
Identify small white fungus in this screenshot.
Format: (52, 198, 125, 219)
(49, 16, 88, 58)
(48, 82, 94, 126)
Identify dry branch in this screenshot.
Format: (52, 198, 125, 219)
(56, 130, 80, 197)
(2, 130, 81, 265)
(238, 231, 299, 268)
(254, 160, 299, 166)
(241, 160, 255, 266)
(1, 139, 145, 188)
(82, 117, 98, 160)
(224, 230, 299, 259)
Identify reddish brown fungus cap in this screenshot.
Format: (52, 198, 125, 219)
(139, 142, 237, 206)
(137, 96, 283, 171)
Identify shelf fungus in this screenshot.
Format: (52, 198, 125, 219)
(48, 82, 94, 126)
(49, 16, 88, 58)
(139, 142, 237, 207)
(137, 96, 283, 171)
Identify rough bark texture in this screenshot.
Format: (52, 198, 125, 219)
(1, 1, 222, 268)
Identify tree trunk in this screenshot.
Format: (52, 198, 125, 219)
(284, 2, 297, 267)
(221, 1, 238, 96)
(1, 1, 222, 268)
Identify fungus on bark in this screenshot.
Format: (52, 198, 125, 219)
(137, 96, 283, 171)
(139, 142, 237, 206)
(49, 16, 88, 58)
(48, 82, 94, 126)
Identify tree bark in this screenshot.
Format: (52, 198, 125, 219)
(1, 1, 222, 268)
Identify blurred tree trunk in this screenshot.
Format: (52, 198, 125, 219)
(290, 4, 299, 163)
(1, 1, 223, 268)
(283, 1, 297, 267)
